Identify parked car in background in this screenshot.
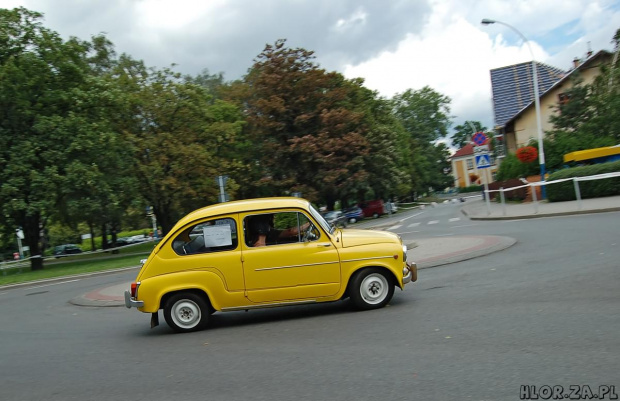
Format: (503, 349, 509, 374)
(322, 210, 348, 228)
(343, 206, 364, 223)
(115, 237, 132, 247)
(53, 244, 83, 258)
(127, 235, 149, 244)
(359, 200, 386, 218)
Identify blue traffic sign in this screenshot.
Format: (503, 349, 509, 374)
(475, 154, 491, 168)
(472, 132, 487, 146)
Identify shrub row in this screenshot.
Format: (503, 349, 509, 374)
(546, 161, 620, 202)
(458, 185, 482, 193)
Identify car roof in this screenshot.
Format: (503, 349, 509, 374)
(174, 197, 311, 229)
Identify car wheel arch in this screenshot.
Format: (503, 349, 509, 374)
(159, 288, 214, 314)
(342, 265, 398, 299)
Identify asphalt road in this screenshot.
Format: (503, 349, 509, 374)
(1, 207, 618, 401)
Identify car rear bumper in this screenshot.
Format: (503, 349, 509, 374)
(124, 291, 144, 309)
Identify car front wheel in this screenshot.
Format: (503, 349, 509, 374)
(164, 292, 210, 333)
(349, 268, 394, 310)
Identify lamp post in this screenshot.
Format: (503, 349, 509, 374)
(481, 18, 546, 199)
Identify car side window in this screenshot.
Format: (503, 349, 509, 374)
(245, 211, 319, 247)
(172, 217, 238, 255)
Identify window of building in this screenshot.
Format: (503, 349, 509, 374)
(466, 159, 474, 170)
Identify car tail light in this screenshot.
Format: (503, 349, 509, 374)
(130, 282, 138, 297)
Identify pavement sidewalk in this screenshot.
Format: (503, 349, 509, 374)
(65, 195, 620, 307)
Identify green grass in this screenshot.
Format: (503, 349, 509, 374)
(0, 241, 158, 286)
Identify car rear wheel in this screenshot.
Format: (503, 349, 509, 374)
(349, 268, 394, 310)
(164, 292, 210, 333)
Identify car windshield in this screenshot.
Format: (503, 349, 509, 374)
(309, 204, 334, 234)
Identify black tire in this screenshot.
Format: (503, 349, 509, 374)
(163, 292, 210, 333)
(349, 268, 394, 310)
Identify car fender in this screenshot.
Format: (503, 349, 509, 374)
(136, 269, 246, 313)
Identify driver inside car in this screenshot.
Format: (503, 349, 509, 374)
(247, 214, 311, 247)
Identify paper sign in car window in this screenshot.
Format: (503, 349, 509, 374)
(203, 225, 232, 247)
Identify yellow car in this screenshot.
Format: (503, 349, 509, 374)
(125, 197, 417, 333)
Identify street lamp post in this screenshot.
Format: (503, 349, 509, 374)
(481, 18, 546, 199)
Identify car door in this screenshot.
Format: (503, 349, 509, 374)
(241, 210, 341, 304)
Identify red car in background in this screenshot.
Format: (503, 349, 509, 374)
(359, 200, 386, 218)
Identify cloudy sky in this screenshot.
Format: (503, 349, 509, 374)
(5, 0, 620, 147)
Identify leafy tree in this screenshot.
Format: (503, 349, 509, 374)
(452, 121, 487, 149)
(545, 27, 620, 171)
(0, 8, 129, 269)
(391, 87, 453, 192)
(234, 40, 379, 208)
(115, 61, 244, 234)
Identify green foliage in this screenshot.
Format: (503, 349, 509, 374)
(496, 150, 540, 181)
(545, 43, 620, 172)
(546, 161, 620, 201)
(458, 185, 483, 193)
(391, 87, 453, 193)
(452, 121, 487, 149)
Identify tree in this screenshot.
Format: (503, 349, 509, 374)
(545, 28, 620, 171)
(234, 40, 378, 208)
(452, 121, 487, 149)
(115, 61, 244, 234)
(0, 8, 129, 269)
(391, 87, 453, 192)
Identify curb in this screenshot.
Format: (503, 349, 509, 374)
(414, 235, 517, 269)
(463, 206, 620, 220)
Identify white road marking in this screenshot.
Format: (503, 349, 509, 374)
(449, 218, 461, 222)
(408, 222, 421, 228)
(428, 220, 439, 225)
(387, 224, 403, 231)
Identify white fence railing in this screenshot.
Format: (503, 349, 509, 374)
(1, 239, 154, 274)
(482, 171, 620, 216)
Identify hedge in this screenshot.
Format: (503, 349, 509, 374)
(546, 161, 620, 202)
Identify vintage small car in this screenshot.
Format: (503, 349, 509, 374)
(125, 197, 417, 333)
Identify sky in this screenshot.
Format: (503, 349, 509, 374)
(5, 0, 620, 150)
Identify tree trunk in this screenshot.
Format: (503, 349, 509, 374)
(89, 222, 96, 251)
(23, 213, 43, 271)
(101, 223, 108, 249)
(153, 205, 174, 236)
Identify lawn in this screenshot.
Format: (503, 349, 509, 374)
(0, 241, 157, 286)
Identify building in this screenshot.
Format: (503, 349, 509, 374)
(450, 139, 498, 188)
(449, 49, 613, 188)
(492, 50, 613, 154)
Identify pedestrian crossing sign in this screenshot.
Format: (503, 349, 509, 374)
(475, 154, 491, 168)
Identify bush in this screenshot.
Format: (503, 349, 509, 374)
(458, 185, 482, 193)
(496, 152, 540, 181)
(546, 161, 620, 202)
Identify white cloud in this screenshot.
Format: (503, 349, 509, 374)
(344, 0, 620, 138)
(4, 0, 620, 144)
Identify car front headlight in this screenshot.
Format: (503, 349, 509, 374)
(402, 245, 408, 262)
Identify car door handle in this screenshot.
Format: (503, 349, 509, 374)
(318, 243, 332, 247)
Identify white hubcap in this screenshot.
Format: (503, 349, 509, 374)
(171, 299, 201, 329)
(360, 273, 388, 304)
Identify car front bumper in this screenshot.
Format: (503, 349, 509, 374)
(403, 262, 418, 285)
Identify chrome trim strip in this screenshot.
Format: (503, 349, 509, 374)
(341, 255, 394, 263)
(255, 260, 340, 271)
(221, 299, 317, 312)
